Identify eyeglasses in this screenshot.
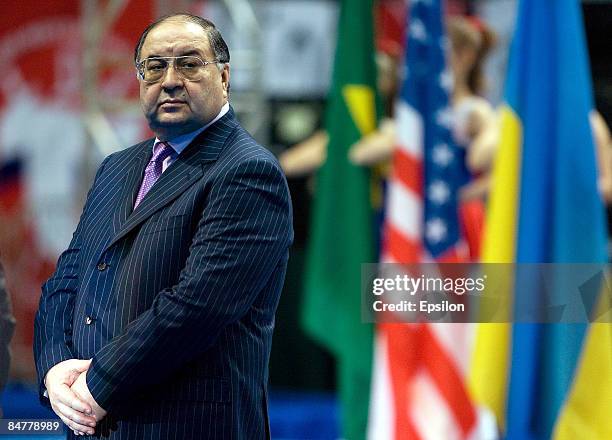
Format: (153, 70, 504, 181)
(136, 55, 221, 83)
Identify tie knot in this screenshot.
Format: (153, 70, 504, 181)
(151, 141, 174, 163)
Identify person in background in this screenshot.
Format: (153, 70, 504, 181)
(591, 110, 612, 204)
(349, 16, 499, 259)
(0, 259, 16, 416)
(279, 0, 406, 177)
(279, 15, 499, 259)
(444, 16, 498, 258)
(447, 16, 498, 190)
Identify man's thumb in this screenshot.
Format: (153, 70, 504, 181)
(71, 359, 92, 372)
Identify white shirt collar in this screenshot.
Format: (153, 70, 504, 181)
(153, 102, 230, 156)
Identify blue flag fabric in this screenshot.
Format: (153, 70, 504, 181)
(504, 1, 607, 438)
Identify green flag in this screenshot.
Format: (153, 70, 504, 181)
(301, 0, 379, 438)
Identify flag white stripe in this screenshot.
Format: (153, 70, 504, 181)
(387, 180, 422, 241)
(410, 372, 463, 440)
(427, 323, 475, 375)
(368, 331, 394, 440)
(395, 101, 423, 159)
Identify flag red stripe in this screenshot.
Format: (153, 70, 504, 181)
(385, 223, 422, 263)
(436, 245, 466, 263)
(392, 148, 422, 195)
(420, 325, 477, 434)
(383, 324, 423, 440)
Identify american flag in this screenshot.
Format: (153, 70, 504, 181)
(368, 0, 479, 438)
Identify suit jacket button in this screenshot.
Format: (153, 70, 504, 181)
(97, 262, 108, 271)
(85, 316, 94, 325)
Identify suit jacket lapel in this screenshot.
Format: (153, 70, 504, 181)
(105, 107, 239, 252)
(112, 142, 152, 235)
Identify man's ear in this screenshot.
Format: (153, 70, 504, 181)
(221, 64, 230, 98)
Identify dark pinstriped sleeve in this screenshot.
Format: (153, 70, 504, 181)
(86, 157, 292, 410)
(33, 155, 111, 403)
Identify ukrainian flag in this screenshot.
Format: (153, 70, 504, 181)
(469, 0, 612, 438)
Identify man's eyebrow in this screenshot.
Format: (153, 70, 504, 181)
(143, 49, 203, 59)
(178, 49, 202, 57)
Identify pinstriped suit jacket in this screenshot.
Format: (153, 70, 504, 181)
(34, 108, 293, 439)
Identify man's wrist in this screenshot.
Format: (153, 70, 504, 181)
(85, 360, 114, 411)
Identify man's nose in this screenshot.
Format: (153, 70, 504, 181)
(161, 63, 183, 89)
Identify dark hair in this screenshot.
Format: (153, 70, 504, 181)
(447, 16, 496, 96)
(134, 13, 230, 65)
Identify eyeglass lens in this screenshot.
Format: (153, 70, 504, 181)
(142, 56, 206, 82)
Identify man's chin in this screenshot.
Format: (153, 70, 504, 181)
(150, 118, 200, 138)
(155, 115, 189, 126)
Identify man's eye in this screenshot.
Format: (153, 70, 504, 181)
(147, 61, 166, 71)
(179, 61, 198, 69)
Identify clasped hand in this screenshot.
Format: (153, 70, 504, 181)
(44, 359, 107, 436)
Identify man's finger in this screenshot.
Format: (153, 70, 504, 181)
(66, 360, 93, 384)
(55, 400, 96, 428)
(51, 400, 95, 432)
(54, 410, 94, 436)
(54, 384, 92, 415)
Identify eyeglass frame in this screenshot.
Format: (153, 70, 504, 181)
(135, 55, 226, 83)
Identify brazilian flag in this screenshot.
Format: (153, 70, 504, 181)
(301, 0, 380, 438)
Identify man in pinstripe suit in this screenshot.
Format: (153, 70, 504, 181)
(34, 13, 293, 439)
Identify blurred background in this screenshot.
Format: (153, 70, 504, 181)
(0, 0, 611, 439)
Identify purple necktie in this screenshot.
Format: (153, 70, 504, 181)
(134, 141, 174, 209)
